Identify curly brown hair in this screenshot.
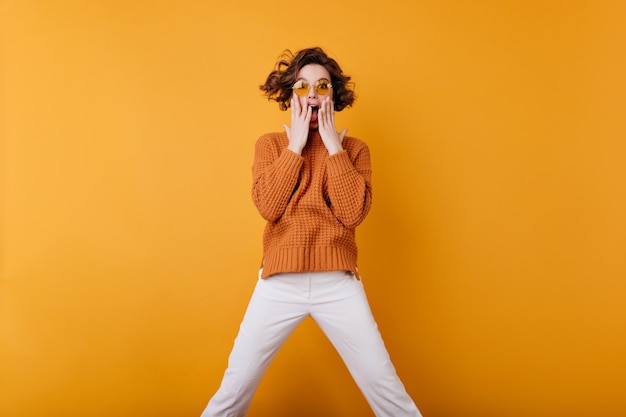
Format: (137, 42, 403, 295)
(260, 47, 356, 112)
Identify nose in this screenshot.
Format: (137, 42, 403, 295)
(307, 84, 317, 98)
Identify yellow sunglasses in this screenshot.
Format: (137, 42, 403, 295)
(292, 80, 333, 97)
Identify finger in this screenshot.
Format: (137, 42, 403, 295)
(291, 97, 300, 118)
(328, 97, 335, 122)
(338, 128, 348, 143)
(283, 124, 291, 139)
(326, 97, 334, 122)
(291, 97, 302, 120)
(318, 102, 327, 129)
(318, 98, 326, 123)
(322, 97, 333, 127)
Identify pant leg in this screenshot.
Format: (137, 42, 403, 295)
(310, 272, 423, 417)
(200, 273, 309, 417)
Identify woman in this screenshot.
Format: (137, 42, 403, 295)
(200, 47, 423, 417)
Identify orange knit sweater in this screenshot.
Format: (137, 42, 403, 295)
(252, 131, 372, 279)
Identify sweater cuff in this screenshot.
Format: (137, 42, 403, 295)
(276, 148, 304, 174)
(326, 150, 354, 177)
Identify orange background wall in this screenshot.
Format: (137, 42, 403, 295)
(2, 1, 625, 416)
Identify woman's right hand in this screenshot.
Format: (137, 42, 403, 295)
(283, 96, 311, 155)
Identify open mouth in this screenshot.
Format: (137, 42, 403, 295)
(310, 105, 319, 122)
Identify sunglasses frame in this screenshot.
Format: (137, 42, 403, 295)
(291, 80, 333, 97)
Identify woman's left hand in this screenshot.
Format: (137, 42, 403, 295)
(318, 96, 348, 155)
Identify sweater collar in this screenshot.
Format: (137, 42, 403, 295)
(308, 130, 322, 142)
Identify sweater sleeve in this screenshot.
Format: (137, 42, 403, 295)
(252, 135, 304, 222)
(325, 142, 372, 228)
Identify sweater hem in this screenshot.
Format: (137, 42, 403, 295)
(260, 246, 359, 279)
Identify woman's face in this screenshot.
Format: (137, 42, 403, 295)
(292, 64, 333, 130)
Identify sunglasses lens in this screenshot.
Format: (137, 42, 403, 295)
(292, 81, 309, 97)
(316, 82, 331, 95)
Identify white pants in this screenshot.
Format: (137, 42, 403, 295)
(200, 270, 422, 417)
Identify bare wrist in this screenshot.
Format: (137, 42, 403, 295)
(326, 144, 343, 155)
(287, 143, 303, 155)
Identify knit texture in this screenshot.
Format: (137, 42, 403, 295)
(252, 131, 372, 279)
